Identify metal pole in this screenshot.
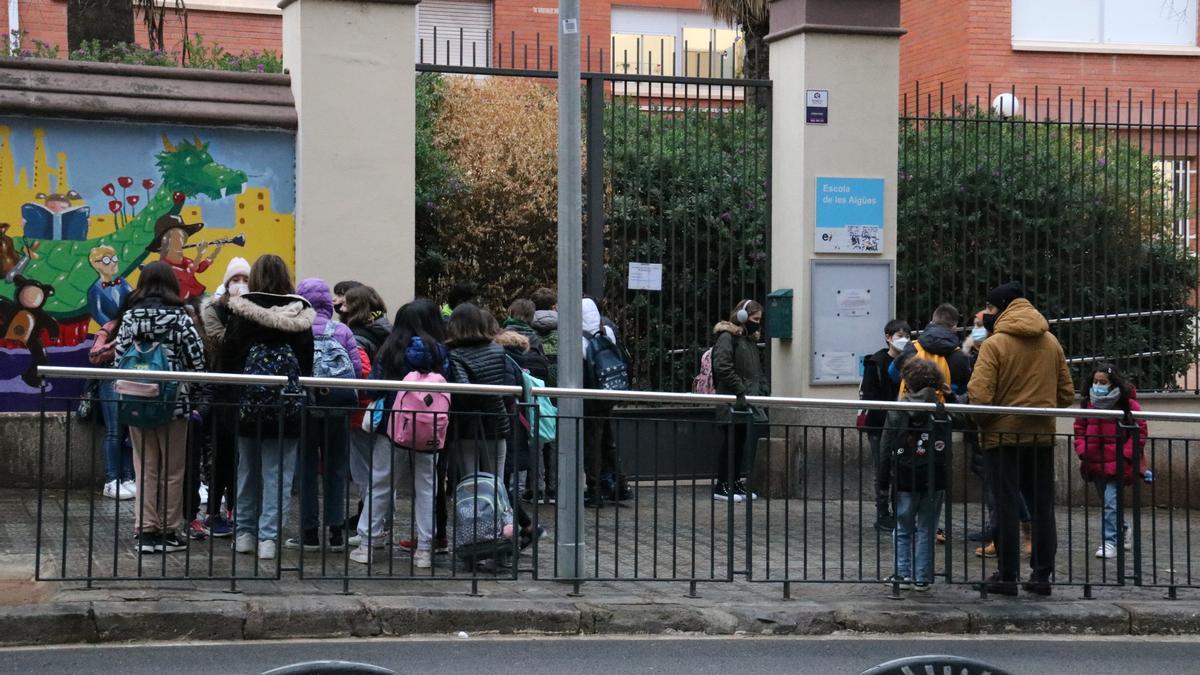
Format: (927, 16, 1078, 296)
(556, 0, 585, 580)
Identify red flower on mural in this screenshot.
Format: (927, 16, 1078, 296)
(118, 176, 133, 188)
(108, 200, 122, 213)
(126, 195, 140, 206)
(142, 179, 156, 190)
(172, 191, 186, 205)
(102, 183, 116, 196)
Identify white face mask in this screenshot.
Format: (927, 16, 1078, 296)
(891, 337, 910, 353)
(228, 281, 249, 297)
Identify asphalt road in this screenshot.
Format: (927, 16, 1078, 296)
(1, 635, 1196, 674)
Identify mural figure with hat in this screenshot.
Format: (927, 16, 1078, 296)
(149, 213, 225, 303)
(86, 245, 132, 326)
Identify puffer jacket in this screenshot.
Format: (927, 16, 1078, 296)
(113, 296, 207, 419)
(880, 386, 950, 492)
(1074, 398, 1148, 484)
(502, 318, 544, 355)
(710, 320, 768, 423)
(967, 298, 1075, 448)
(449, 340, 512, 440)
(352, 315, 392, 362)
(296, 278, 363, 377)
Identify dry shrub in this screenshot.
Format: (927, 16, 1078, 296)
(425, 76, 559, 311)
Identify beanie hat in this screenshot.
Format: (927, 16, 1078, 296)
(222, 256, 251, 287)
(986, 281, 1024, 314)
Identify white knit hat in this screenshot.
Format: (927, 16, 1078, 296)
(222, 256, 251, 286)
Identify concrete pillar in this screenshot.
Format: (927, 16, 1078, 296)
(766, 0, 903, 400)
(281, 0, 418, 305)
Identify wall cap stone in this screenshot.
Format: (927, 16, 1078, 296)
(766, 0, 904, 43)
(0, 57, 297, 130)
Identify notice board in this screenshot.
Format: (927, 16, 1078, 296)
(810, 260, 894, 385)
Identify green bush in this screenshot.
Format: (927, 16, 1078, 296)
(6, 31, 282, 73)
(897, 108, 1198, 391)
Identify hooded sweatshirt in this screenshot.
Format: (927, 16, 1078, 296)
(581, 298, 616, 351)
(967, 298, 1075, 449)
(296, 278, 364, 377)
(890, 323, 972, 399)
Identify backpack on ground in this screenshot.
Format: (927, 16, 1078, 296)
(692, 348, 715, 394)
(585, 330, 630, 390)
(387, 370, 451, 452)
(897, 342, 952, 403)
(312, 321, 357, 411)
(452, 472, 514, 563)
(238, 342, 306, 425)
(114, 340, 179, 428)
(507, 355, 557, 447)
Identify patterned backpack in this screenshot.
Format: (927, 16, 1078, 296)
(692, 348, 715, 394)
(238, 342, 306, 424)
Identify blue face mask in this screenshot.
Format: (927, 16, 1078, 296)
(970, 327, 988, 343)
(1091, 384, 1111, 398)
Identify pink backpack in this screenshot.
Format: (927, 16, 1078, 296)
(692, 348, 716, 394)
(388, 370, 452, 452)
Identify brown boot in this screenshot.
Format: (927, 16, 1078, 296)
(975, 541, 997, 558)
(1021, 522, 1033, 555)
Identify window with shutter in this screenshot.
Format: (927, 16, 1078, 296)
(418, 0, 494, 66)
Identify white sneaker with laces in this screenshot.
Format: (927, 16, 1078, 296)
(413, 549, 432, 569)
(257, 540, 277, 560)
(348, 534, 388, 548)
(103, 480, 120, 500)
(1095, 542, 1117, 559)
(117, 480, 137, 500)
(234, 532, 256, 554)
(350, 544, 371, 564)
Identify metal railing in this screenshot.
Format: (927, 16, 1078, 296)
(32, 366, 1200, 598)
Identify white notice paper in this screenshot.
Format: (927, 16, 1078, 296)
(837, 288, 871, 317)
(816, 351, 858, 381)
(628, 262, 663, 291)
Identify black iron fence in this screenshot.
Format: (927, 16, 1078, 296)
(31, 367, 1200, 599)
(900, 84, 1200, 393)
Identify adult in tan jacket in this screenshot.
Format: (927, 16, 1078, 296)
(967, 282, 1074, 597)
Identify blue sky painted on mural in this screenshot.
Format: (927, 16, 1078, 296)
(2, 117, 295, 228)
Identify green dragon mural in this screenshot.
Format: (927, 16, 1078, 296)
(0, 135, 248, 318)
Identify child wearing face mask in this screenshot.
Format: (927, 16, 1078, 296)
(1074, 363, 1150, 560)
(859, 319, 911, 531)
(710, 299, 770, 502)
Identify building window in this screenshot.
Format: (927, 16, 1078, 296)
(1012, 0, 1197, 47)
(611, 7, 740, 77)
(1158, 159, 1198, 248)
(417, 0, 494, 66)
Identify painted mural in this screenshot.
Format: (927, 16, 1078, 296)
(0, 118, 295, 411)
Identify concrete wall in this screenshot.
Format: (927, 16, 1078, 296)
(0, 412, 103, 488)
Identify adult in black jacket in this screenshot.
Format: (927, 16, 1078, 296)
(859, 318, 910, 531)
(447, 303, 512, 481)
(220, 255, 315, 561)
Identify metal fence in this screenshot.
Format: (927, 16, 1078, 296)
(415, 29, 770, 393)
(900, 84, 1200, 393)
(32, 366, 1200, 599)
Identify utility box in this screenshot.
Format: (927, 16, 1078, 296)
(766, 288, 793, 340)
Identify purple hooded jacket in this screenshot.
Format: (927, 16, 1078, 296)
(296, 277, 364, 377)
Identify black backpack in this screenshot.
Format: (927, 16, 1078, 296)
(238, 342, 306, 424)
(584, 330, 629, 390)
(893, 407, 950, 489)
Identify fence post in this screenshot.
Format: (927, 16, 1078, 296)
(585, 75, 606, 299)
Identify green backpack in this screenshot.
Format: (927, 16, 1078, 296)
(114, 340, 179, 428)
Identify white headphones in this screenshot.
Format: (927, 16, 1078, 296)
(735, 299, 752, 324)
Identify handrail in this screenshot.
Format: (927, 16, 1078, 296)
(37, 365, 1200, 422)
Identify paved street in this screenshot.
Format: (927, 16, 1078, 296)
(1, 636, 1198, 674)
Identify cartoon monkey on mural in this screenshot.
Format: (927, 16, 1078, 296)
(0, 275, 60, 387)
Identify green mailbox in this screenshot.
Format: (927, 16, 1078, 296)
(765, 288, 793, 340)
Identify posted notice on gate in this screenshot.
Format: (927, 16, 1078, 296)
(814, 177, 884, 254)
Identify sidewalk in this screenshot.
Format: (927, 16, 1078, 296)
(0, 486, 1197, 646)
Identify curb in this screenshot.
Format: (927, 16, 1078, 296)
(0, 595, 1197, 646)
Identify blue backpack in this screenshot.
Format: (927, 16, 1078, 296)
(506, 355, 557, 447)
(585, 330, 630, 391)
(114, 340, 179, 428)
(312, 321, 357, 411)
(238, 342, 306, 424)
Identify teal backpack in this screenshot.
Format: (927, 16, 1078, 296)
(507, 355, 557, 446)
(114, 340, 179, 428)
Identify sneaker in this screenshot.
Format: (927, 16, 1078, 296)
(205, 514, 233, 538)
(413, 549, 432, 569)
(584, 490, 606, 508)
(734, 481, 758, 501)
(395, 538, 417, 552)
(520, 525, 548, 551)
(138, 532, 163, 554)
(328, 527, 345, 552)
(1123, 524, 1132, 551)
(434, 537, 450, 555)
(118, 480, 137, 500)
(883, 574, 912, 590)
(521, 489, 535, 503)
(161, 533, 188, 552)
(285, 528, 321, 551)
(103, 480, 121, 500)
(350, 544, 371, 564)
(257, 540, 277, 560)
(187, 518, 208, 541)
(198, 482, 209, 508)
(912, 582, 931, 592)
(975, 542, 997, 558)
(1095, 542, 1117, 559)
(234, 532, 256, 554)
(348, 534, 388, 549)
(712, 483, 744, 503)
(543, 488, 557, 505)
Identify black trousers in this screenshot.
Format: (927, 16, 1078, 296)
(206, 405, 238, 518)
(867, 431, 891, 515)
(584, 401, 617, 488)
(985, 445, 1057, 582)
(716, 418, 762, 485)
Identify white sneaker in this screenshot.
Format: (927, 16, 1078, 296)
(413, 549, 432, 569)
(257, 540, 277, 560)
(1123, 524, 1132, 551)
(234, 532, 256, 554)
(118, 480, 136, 500)
(348, 534, 388, 548)
(350, 544, 371, 564)
(103, 480, 120, 500)
(198, 483, 209, 508)
(1095, 542, 1117, 559)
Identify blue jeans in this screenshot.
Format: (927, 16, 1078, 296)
(99, 380, 133, 483)
(298, 415, 349, 532)
(894, 489, 945, 583)
(1092, 478, 1124, 546)
(236, 435, 299, 542)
